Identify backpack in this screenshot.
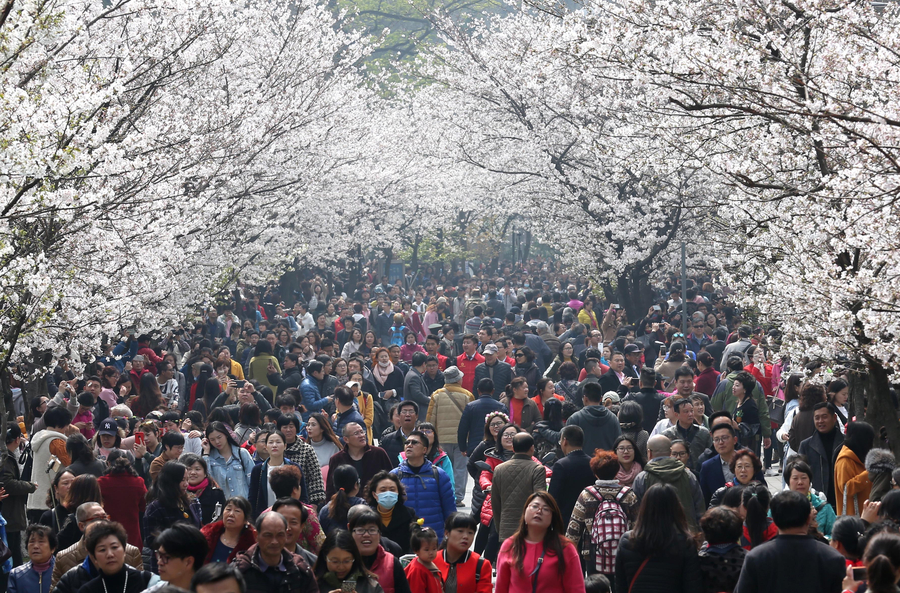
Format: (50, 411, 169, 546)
(587, 485, 631, 574)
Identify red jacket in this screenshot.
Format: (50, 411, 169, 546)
(434, 550, 492, 593)
(404, 557, 443, 593)
(97, 473, 147, 548)
(745, 363, 775, 396)
(137, 346, 164, 375)
(201, 520, 258, 563)
(694, 366, 720, 397)
(456, 352, 485, 393)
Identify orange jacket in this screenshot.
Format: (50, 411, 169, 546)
(834, 445, 871, 515)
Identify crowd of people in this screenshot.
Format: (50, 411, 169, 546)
(0, 260, 898, 593)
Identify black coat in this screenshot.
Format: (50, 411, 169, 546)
(197, 484, 227, 525)
(368, 501, 418, 555)
(267, 366, 304, 397)
(457, 396, 508, 455)
(380, 428, 409, 469)
(598, 369, 625, 397)
(623, 388, 667, 434)
(733, 534, 846, 593)
(473, 361, 512, 400)
(615, 531, 702, 593)
(548, 450, 596, 524)
(798, 428, 844, 507)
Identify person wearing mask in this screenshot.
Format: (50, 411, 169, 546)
(662, 398, 713, 470)
(835, 421, 875, 515)
(402, 352, 432, 422)
(1, 423, 36, 567)
(426, 365, 474, 507)
(325, 422, 393, 499)
(7, 524, 56, 593)
(622, 366, 666, 433)
(565, 450, 639, 582)
(633, 435, 704, 530)
(231, 512, 317, 593)
(363, 472, 418, 556)
(548, 425, 596, 525)
(390, 430, 455, 540)
(147, 524, 208, 592)
(565, 382, 622, 456)
(495, 491, 585, 593)
(474, 343, 512, 401)
(734, 490, 846, 593)
(615, 484, 700, 593)
(797, 402, 845, 508)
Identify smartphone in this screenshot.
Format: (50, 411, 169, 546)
(653, 305, 661, 311)
(660, 345, 668, 355)
(611, 303, 620, 309)
(852, 567, 867, 581)
(342, 581, 357, 593)
(235, 380, 246, 388)
(135, 431, 145, 446)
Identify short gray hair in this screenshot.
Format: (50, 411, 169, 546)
(75, 501, 103, 524)
(342, 422, 364, 438)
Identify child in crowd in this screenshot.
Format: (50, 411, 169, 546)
(73, 392, 96, 439)
(404, 521, 444, 593)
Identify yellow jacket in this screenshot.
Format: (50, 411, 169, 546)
(356, 392, 375, 444)
(834, 445, 871, 515)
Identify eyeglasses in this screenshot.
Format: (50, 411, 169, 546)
(421, 429, 434, 435)
(501, 433, 515, 440)
(155, 551, 179, 565)
(527, 503, 552, 514)
(326, 557, 355, 565)
(671, 451, 689, 457)
(616, 446, 634, 453)
(352, 527, 380, 536)
(734, 464, 754, 471)
(516, 354, 525, 358)
(400, 410, 416, 416)
(712, 436, 733, 444)
(489, 421, 505, 428)
(406, 440, 424, 447)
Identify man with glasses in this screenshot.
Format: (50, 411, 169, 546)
(548, 425, 595, 524)
(390, 430, 455, 539)
(51, 502, 144, 591)
(686, 320, 711, 355)
(380, 401, 420, 468)
(324, 422, 392, 499)
(699, 423, 749, 506)
(148, 524, 208, 592)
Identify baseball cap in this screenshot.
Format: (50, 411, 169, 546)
(98, 419, 119, 436)
(483, 344, 499, 355)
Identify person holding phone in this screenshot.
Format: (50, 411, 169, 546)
(314, 529, 384, 593)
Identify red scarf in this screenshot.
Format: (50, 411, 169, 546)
(186, 478, 209, 493)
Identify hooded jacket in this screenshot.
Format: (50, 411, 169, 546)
(565, 404, 622, 455)
(834, 445, 872, 515)
(633, 457, 704, 528)
(866, 448, 896, 502)
(26, 428, 68, 511)
(390, 458, 455, 539)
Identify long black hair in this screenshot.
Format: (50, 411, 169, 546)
(313, 529, 373, 579)
(206, 421, 246, 473)
(631, 483, 691, 555)
(147, 461, 191, 510)
(742, 482, 772, 549)
(844, 421, 875, 463)
(328, 465, 360, 526)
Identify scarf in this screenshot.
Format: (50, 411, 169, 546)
(31, 559, 53, 574)
(186, 478, 209, 493)
(373, 361, 394, 384)
(616, 462, 642, 487)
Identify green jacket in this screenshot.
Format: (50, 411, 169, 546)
(633, 457, 704, 529)
(710, 372, 772, 437)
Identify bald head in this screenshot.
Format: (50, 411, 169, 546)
(647, 435, 672, 458)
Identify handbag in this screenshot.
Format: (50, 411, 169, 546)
(768, 396, 785, 425)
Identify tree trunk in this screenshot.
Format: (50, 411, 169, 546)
(848, 369, 867, 425)
(863, 358, 900, 455)
(411, 235, 420, 272)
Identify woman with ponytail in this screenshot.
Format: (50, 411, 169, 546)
(849, 532, 900, 593)
(740, 483, 776, 550)
(830, 516, 866, 568)
(319, 464, 364, 535)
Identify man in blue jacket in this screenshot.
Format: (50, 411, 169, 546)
(332, 386, 365, 445)
(699, 423, 763, 505)
(390, 430, 455, 540)
(458, 378, 508, 455)
(299, 360, 330, 421)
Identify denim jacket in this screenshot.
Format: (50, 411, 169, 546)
(206, 444, 254, 498)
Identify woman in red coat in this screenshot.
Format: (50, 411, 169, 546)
(200, 496, 257, 563)
(744, 346, 774, 396)
(96, 450, 146, 548)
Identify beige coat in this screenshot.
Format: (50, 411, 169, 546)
(426, 383, 474, 444)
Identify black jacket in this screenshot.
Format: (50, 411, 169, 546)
(367, 501, 418, 555)
(798, 428, 844, 507)
(268, 366, 304, 397)
(733, 534, 846, 593)
(615, 531, 702, 593)
(380, 428, 410, 469)
(548, 449, 596, 524)
(598, 369, 625, 396)
(473, 361, 512, 400)
(457, 396, 509, 455)
(623, 388, 666, 433)
(197, 484, 227, 525)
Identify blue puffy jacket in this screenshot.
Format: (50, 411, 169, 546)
(300, 376, 329, 420)
(390, 459, 455, 539)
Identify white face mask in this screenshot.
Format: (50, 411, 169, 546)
(378, 361, 390, 368)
